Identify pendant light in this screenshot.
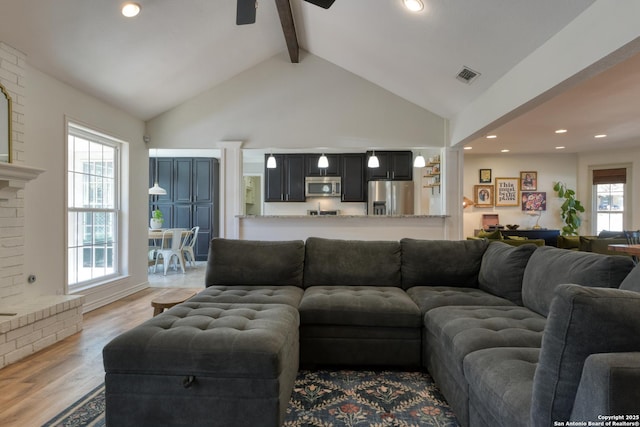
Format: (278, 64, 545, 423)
(318, 153, 329, 168)
(148, 149, 167, 196)
(368, 150, 380, 168)
(413, 153, 426, 168)
(266, 153, 277, 169)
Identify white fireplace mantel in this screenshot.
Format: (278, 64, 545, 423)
(0, 162, 45, 200)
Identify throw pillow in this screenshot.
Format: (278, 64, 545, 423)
(477, 229, 503, 240)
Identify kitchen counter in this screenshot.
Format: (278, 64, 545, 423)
(236, 214, 452, 241)
(236, 214, 449, 219)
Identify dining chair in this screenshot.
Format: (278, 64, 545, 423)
(154, 229, 186, 275)
(624, 230, 640, 264)
(181, 226, 200, 267)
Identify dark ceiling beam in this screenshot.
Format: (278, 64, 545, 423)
(275, 0, 299, 63)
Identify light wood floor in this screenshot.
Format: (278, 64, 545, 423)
(0, 287, 201, 427)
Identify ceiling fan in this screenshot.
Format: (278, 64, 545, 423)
(236, 0, 335, 25)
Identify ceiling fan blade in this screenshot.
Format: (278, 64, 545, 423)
(236, 0, 257, 25)
(303, 0, 336, 9)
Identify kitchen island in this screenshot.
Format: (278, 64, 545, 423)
(236, 214, 451, 241)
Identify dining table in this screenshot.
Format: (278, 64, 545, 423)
(148, 228, 191, 241)
(607, 243, 640, 257)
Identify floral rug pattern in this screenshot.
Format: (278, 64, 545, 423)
(284, 370, 460, 427)
(43, 370, 459, 427)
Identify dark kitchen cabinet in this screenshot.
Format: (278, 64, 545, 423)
(340, 153, 366, 202)
(264, 154, 305, 202)
(149, 157, 219, 260)
(366, 151, 413, 181)
(305, 154, 340, 176)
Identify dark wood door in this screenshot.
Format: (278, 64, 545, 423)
(305, 154, 340, 176)
(284, 155, 305, 201)
(150, 157, 218, 261)
(264, 154, 285, 202)
(341, 154, 366, 202)
(389, 151, 413, 180)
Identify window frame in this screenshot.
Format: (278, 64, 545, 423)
(590, 164, 631, 235)
(66, 121, 122, 293)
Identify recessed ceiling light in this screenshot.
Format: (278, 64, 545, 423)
(122, 2, 141, 18)
(555, 129, 567, 134)
(501, 149, 510, 153)
(464, 146, 473, 150)
(594, 134, 607, 139)
(555, 146, 566, 150)
(486, 135, 497, 139)
(403, 0, 424, 12)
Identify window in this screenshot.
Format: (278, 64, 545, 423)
(67, 123, 120, 291)
(593, 167, 627, 234)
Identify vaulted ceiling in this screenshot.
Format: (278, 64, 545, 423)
(1, 0, 638, 154)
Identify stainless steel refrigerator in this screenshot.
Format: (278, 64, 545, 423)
(367, 181, 414, 215)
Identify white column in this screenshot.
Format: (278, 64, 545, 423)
(217, 141, 243, 239)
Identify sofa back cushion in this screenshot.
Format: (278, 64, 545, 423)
(205, 238, 305, 287)
(303, 237, 401, 288)
(400, 238, 489, 289)
(531, 284, 640, 426)
(522, 246, 635, 316)
(478, 241, 537, 305)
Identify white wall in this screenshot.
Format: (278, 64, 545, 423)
(462, 153, 578, 237)
(146, 52, 446, 152)
(450, 2, 640, 147)
(24, 66, 148, 310)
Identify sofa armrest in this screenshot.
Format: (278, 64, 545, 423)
(571, 352, 640, 420)
(531, 284, 640, 426)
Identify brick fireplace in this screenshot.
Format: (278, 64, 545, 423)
(0, 42, 84, 369)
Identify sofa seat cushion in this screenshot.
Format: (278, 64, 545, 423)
(103, 302, 299, 378)
(205, 238, 305, 287)
(299, 286, 421, 328)
(401, 238, 489, 289)
(464, 347, 539, 427)
(189, 286, 304, 307)
(522, 246, 635, 316)
(303, 238, 401, 287)
(426, 305, 545, 366)
(407, 286, 515, 313)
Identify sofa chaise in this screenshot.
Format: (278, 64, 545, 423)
(103, 237, 640, 427)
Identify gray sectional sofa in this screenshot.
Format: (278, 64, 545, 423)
(103, 237, 640, 427)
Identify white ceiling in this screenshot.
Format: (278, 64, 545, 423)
(3, 0, 637, 155)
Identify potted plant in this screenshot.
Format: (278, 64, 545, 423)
(553, 182, 585, 236)
(150, 209, 164, 230)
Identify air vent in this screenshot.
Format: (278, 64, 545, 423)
(456, 66, 480, 84)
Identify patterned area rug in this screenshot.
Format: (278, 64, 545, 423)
(43, 370, 459, 427)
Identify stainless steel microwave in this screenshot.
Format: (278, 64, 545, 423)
(305, 176, 341, 197)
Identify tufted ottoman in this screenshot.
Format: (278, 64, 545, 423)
(103, 302, 299, 427)
(298, 286, 422, 366)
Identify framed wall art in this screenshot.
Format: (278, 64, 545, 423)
(479, 168, 492, 183)
(521, 191, 546, 211)
(495, 177, 520, 207)
(474, 185, 494, 207)
(520, 171, 537, 191)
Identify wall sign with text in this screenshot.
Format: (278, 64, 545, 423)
(495, 177, 520, 206)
